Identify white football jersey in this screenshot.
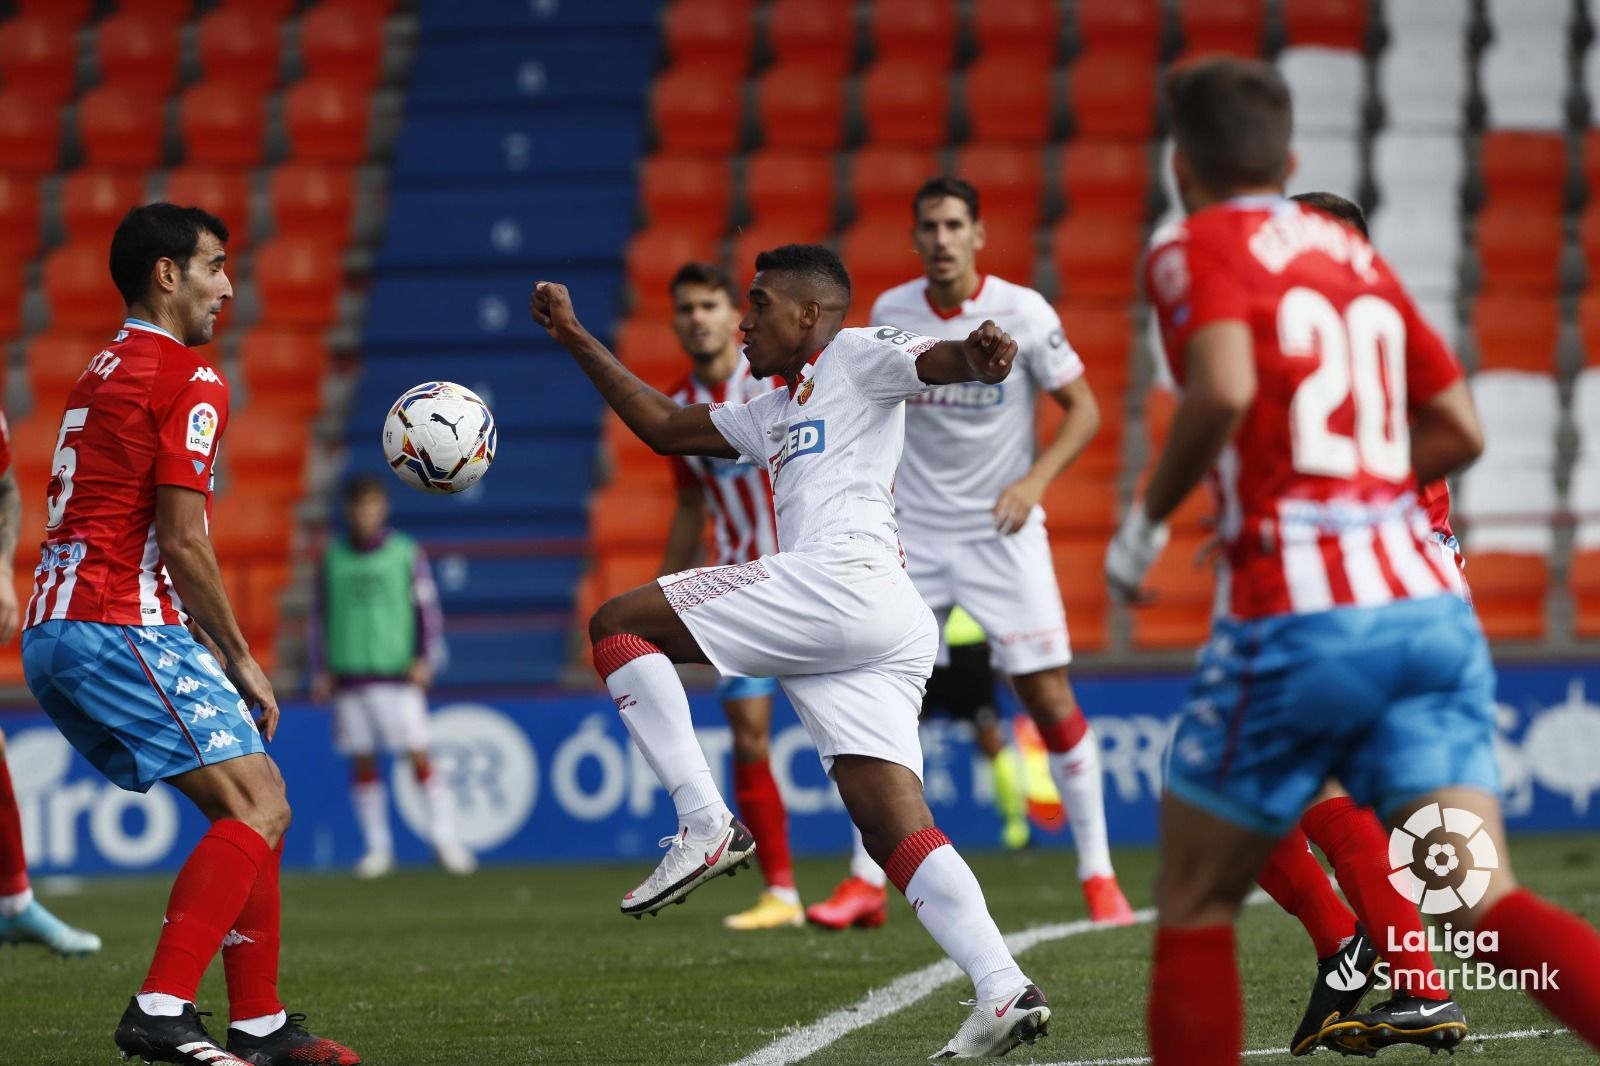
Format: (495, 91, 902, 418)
(708, 327, 942, 558)
(872, 275, 1085, 541)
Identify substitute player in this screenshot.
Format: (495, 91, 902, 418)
(20, 204, 359, 1066)
(657, 262, 802, 931)
(1109, 59, 1600, 1064)
(532, 244, 1052, 1058)
(810, 178, 1133, 931)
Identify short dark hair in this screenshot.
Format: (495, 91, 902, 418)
(1291, 191, 1368, 238)
(342, 473, 387, 503)
(669, 261, 739, 304)
(1165, 57, 1292, 191)
(753, 243, 851, 302)
(912, 176, 980, 222)
(109, 203, 230, 307)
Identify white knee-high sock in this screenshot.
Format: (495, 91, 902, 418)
(849, 823, 887, 887)
(595, 634, 729, 838)
(418, 768, 458, 846)
(351, 779, 391, 858)
(1048, 726, 1114, 880)
(887, 828, 1027, 1001)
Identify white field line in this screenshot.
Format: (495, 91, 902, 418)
(1041, 1026, 1574, 1066)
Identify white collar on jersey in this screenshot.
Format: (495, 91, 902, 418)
(122, 317, 185, 345)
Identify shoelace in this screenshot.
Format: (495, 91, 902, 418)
(655, 830, 691, 851)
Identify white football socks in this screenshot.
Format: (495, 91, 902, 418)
(607, 650, 730, 839)
(1048, 726, 1115, 880)
(0, 887, 33, 917)
(350, 780, 392, 860)
(904, 843, 1028, 1001)
(848, 823, 887, 888)
(135, 992, 189, 1018)
(420, 772, 458, 847)
(230, 1010, 287, 1037)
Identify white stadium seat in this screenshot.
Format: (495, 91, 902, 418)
(1289, 133, 1360, 203)
(1379, 41, 1466, 131)
(1368, 206, 1460, 300)
(1574, 367, 1600, 456)
(1279, 48, 1365, 136)
(1372, 131, 1463, 206)
(1469, 371, 1561, 464)
(1481, 23, 1570, 130)
(1458, 460, 1559, 554)
(1387, 0, 1473, 40)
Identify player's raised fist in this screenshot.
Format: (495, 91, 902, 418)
(962, 319, 1017, 384)
(530, 280, 585, 345)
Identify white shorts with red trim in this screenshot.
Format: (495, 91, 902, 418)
(333, 682, 431, 756)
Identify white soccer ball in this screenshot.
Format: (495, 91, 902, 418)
(382, 381, 497, 494)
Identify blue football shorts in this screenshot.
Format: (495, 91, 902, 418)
(717, 674, 779, 701)
(22, 620, 266, 793)
(1163, 594, 1499, 837)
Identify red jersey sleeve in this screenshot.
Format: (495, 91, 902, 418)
(1145, 223, 1251, 386)
(151, 353, 229, 493)
(1396, 287, 1463, 410)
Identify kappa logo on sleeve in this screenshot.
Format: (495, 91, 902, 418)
(186, 403, 219, 455)
(189, 365, 223, 384)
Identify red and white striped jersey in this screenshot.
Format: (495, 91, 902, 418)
(668, 356, 781, 565)
(24, 319, 230, 628)
(1146, 198, 1464, 621)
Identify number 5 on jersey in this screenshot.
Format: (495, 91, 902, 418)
(45, 407, 89, 530)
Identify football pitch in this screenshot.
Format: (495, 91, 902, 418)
(2, 836, 1596, 1065)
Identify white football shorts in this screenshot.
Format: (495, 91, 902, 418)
(902, 516, 1072, 676)
(659, 537, 937, 779)
(333, 681, 432, 756)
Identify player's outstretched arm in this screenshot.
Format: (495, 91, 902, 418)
(155, 485, 280, 740)
(531, 281, 739, 459)
(916, 320, 1018, 386)
(1411, 380, 1483, 486)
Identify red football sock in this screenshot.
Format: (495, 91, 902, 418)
(1149, 925, 1240, 1066)
(1036, 708, 1089, 753)
(733, 759, 794, 890)
(223, 839, 283, 1021)
(1256, 828, 1357, 958)
(1477, 888, 1600, 1049)
(142, 820, 270, 1003)
(1302, 797, 1446, 999)
(0, 757, 29, 898)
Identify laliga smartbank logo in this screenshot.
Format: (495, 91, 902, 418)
(1386, 802, 1500, 915)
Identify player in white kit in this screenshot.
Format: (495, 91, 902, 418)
(809, 178, 1134, 930)
(531, 244, 1052, 1058)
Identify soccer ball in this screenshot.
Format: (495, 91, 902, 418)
(382, 381, 497, 494)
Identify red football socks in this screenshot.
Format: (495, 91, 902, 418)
(1477, 888, 1600, 1049)
(142, 820, 271, 1003)
(223, 839, 284, 1021)
(732, 759, 794, 891)
(1256, 828, 1357, 958)
(0, 758, 30, 898)
(1302, 796, 1446, 999)
(1149, 925, 1240, 1066)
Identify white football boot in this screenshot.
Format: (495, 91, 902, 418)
(353, 850, 394, 880)
(930, 983, 1051, 1059)
(436, 840, 478, 876)
(621, 814, 756, 918)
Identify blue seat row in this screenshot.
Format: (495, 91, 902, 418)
(391, 109, 645, 186)
(408, 39, 658, 106)
(375, 185, 636, 271)
(418, 0, 661, 36)
(361, 273, 620, 350)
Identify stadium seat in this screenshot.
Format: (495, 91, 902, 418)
(615, 316, 688, 392)
(1130, 532, 1217, 650)
(744, 149, 837, 233)
(1472, 294, 1559, 372)
(952, 143, 1043, 226)
(96, 12, 180, 96)
(1379, 40, 1466, 131)
(164, 166, 251, 250)
(1039, 468, 1117, 535)
(61, 170, 146, 248)
(651, 67, 743, 153)
(1387, 0, 1471, 40)
(1367, 206, 1459, 300)
(1049, 215, 1142, 300)
(963, 59, 1054, 145)
(0, 92, 59, 176)
(640, 154, 730, 236)
(976, 220, 1038, 290)
(1571, 550, 1600, 638)
(1464, 552, 1549, 641)
(1059, 140, 1150, 220)
(198, 8, 281, 92)
(1582, 130, 1600, 199)
(0, 267, 19, 340)
(1288, 133, 1360, 202)
(0, 16, 77, 104)
(25, 332, 93, 415)
(253, 239, 342, 328)
(299, 5, 386, 89)
(1056, 301, 1133, 392)
(768, 0, 855, 73)
(663, 0, 752, 78)
(1579, 290, 1600, 363)
(1458, 461, 1557, 554)
(730, 222, 830, 284)
(1050, 537, 1109, 652)
(209, 495, 293, 561)
(840, 220, 923, 305)
(591, 483, 676, 553)
(1066, 53, 1157, 139)
(848, 145, 939, 224)
(626, 227, 721, 314)
(1074, 0, 1163, 60)
(1281, 0, 1368, 50)
(869, 0, 956, 65)
(1036, 383, 1122, 477)
(0, 172, 41, 262)
(1372, 132, 1463, 212)
(224, 410, 310, 492)
(119, 0, 194, 20)
(179, 81, 266, 169)
(240, 327, 330, 410)
(78, 88, 166, 171)
(1480, 5, 1568, 130)
(15, 0, 92, 24)
(1475, 205, 1561, 294)
(44, 244, 125, 332)
(861, 61, 951, 147)
(755, 64, 847, 150)
(972, 0, 1060, 67)
(1479, 131, 1568, 215)
(1279, 48, 1364, 135)
(1177, 0, 1264, 57)
(285, 79, 372, 164)
(1470, 372, 1560, 459)
(269, 163, 354, 245)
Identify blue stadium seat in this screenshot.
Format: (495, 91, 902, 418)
(362, 273, 619, 349)
(391, 111, 643, 184)
(431, 553, 585, 614)
(407, 40, 657, 105)
(352, 352, 601, 434)
(376, 186, 636, 270)
(437, 618, 570, 686)
(418, 0, 660, 35)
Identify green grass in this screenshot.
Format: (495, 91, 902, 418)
(2, 836, 1597, 1065)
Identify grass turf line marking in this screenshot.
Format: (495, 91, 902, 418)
(1040, 1026, 1574, 1066)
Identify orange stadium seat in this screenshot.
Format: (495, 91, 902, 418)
(602, 416, 675, 487)
(0, 16, 77, 104)
(1050, 215, 1143, 300)
(240, 327, 330, 410)
(861, 61, 950, 147)
(1060, 139, 1152, 220)
(1050, 538, 1109, 652)
(1282, 0, 1368, 50)
(44, 244, 125, 332)
(976, 219, 1038, 289)
(1479, 131, 1568, 216)
(730, 222, 831, 282)
(1580, 290, 1600, 365)
(641, 153, 731, 235)
(589, 549, 667, 614)
(164, 166, 251, 250)
(591, 483, 676, 553)
(1130, 534, 1217, 650)
(1582, 129, 1600, 194)
(1572, 550, 1600, 638)
(28, 332, 96, 415)
(1178, 0, 1265, 56)
(0, 267, 21, 340)
(96, 12, 180, 96)
(1068, 53, 1158, 139)
(1582, 203, 1600, 278)
(300, 5, 386, 89)
(1038, 468, 1117, 535)
(1473, 293, 1559, 371)
(651, 67, 743, 153)
(756, 64, 847, 150)
(1037, 388, 1122, 478)
(198, 8, 281, 92)
(869, 0, 957, 65)
(209, 496, 293, 562)
(180, 81, 267, 168)
(253, 239, 342, 328)
(841, 220, 924, 304)
(15, 0, 92, 24)
(224, 411, 310, 497)
(1141, 386, 1177, 451)
(615, 315, 688, 392)
(12, 414, 56, 505)
(269, 163, 354, 245)
(745, 149, 837, 233)
(78, 88, 166, 171)
(1475, 204, 1561, 294)
(322, 0, 394, 13)
(1056, 300, 1133, 392)
(963, 59, 1054, 145)
(848, 145, 939, 224)
(626, 227, 722, 315)
(768, 0, 856, 73)
(120, 0, 193, 20)
(972, 0, 1060, 67)
(0, 172, 41, 262)
(1075, 0, 1164, 59)
(61, 170, 146, 247)
(217, 0, 295, 15)
(1464, 552, 1548, 641)
(663, 0, 753, 78)
(953, 143, 1044, 226)
(0, 92, 60, 176)
(285, 79, 371, 164)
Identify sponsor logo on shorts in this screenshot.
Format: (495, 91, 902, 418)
(203, 730, 240, 753)
(136, 627, 161, 644)
(156, 649, 179, 670)
(174, 676, 201, 696)
(188, 701, 222, 725)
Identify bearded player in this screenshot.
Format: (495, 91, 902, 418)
(657, 261, 801, 931)
(533, 244, 1053, 1058)
(1110, 59, 1600, 1065)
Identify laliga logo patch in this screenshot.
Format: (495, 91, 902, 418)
(186, 403, 218, 455)
(1386, 802, 1501, 915)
